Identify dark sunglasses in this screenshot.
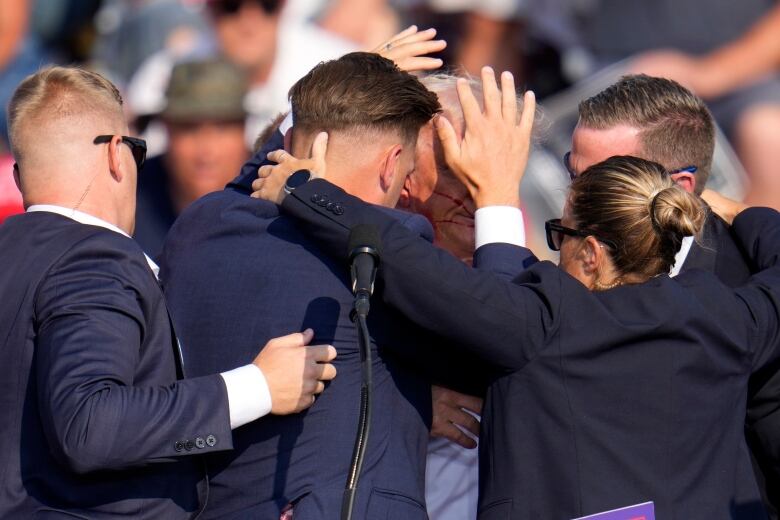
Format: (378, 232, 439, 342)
(208, 0, 282, 16)
(545, 218, 617, 251)
(94, 135, 147, 171)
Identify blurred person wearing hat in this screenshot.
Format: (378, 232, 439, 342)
(134, 58, 250, 258)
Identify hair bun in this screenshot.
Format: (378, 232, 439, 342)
(650, 186, 705, 239)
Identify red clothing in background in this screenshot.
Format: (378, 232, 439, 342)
(0, 155, 23, 224)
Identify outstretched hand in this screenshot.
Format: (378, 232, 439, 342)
(700, 188, 749, 225)
(434, 67, 536, 208)
(251, 132, 329, 204)
(373, 25, 447, 72)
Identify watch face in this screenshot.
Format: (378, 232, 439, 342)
(286, 169, 312, 191)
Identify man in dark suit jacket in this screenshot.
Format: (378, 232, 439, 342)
(161, 53, 510, 519)
(567, 74, 780, 513)
(0, 66, 335, 519)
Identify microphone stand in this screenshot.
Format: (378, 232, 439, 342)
(340, 293, 373, 520)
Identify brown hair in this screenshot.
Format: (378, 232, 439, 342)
(578, 75, 715, 194)
(289, 52, 440, 144)
(569, 156, 705, 279)
(7, 66, 125, 162)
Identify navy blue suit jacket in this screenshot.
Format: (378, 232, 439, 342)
(159, 132, 493, 519)
(0, 212, 232, 519)
(279, 179, 780, 519)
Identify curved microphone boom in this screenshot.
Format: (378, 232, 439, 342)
(341, 225, 381, 520)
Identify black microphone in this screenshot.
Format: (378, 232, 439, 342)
(348, 225, 380, 317)
(341, 225, 381, 520)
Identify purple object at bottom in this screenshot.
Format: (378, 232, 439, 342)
(572, 501, 655, 520)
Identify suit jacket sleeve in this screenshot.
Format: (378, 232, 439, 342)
(282, 180, 559, 372)
(473, 242, 538, 280)
(34, 233, 233, 474)
(731, 208, 780, 370)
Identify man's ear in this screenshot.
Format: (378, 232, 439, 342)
(671, 171, 696, 194)
(379, 144, 403, 193)
(397, 173, 414, 209)
(107, 135, 124, 182)
(12, 163, 21, 192)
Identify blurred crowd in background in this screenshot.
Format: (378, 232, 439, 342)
(2, 0, 780, 259)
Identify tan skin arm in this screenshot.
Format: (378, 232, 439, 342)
(632, 4, 780, 99)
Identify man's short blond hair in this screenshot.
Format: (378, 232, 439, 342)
(7, 66, 125, 162)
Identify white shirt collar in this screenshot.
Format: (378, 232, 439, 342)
(669, 235, 694, 277)
(26, 205, 160, 278)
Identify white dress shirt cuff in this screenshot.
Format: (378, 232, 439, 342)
(220, 364, 273, 429)
(474, 206, 526, 249)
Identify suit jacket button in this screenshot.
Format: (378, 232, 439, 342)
(311, 194, 321, 203)
(326, 202, 335, 212)
(316, 195, 329, 207)
(195, 437, 206, 449)
(174, 441, 185, 452)
(333, 204, 344, 215)
(185, 439, 195, 451)
(206, 434, 217, 447)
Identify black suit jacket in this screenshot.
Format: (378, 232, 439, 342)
(279, 179, 780, 519)
(684, 209, 780, 516)
(0, 212, 232, 519)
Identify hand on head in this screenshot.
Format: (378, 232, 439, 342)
(251, 131, 329, 204)
(434, 67, 536, 209)
(373, 25, 447, 73)
(253, 328, 338, 414)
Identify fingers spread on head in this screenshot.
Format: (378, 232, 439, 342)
(500, 71, 517, 123)
(390, 25, 418, 44)
(434, 115, 458, 159)
(404, 57, 444, 72)
(519, 91, 536, 135)
(402, 27, 437, 44)
(455, 78, 481, 126)
(481, 66, 500, 118)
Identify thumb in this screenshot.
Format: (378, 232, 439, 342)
(311, 132, 328, 163)
(300, 328, 314, 345)
(273, 328, 314, 348)
(434, 115, 459, 162)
